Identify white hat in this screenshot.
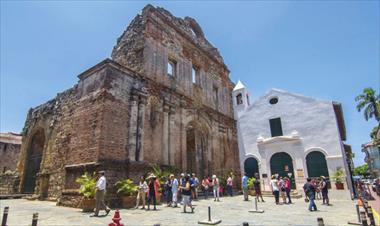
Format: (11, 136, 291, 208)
(212, 175, 216, 179)
(181, 173, 185, 177)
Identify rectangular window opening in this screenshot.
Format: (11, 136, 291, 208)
(167, 59, 176, 77)
(213, 86, 219, 109)
(269, 118, 283, 137)
(192, 66, 198, 84)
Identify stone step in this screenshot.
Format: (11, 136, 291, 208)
(196, 190, 303, 199)
(0, 194, 28, 199)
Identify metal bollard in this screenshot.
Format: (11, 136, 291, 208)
(360, 211, 368, 226)
(356, 204, 361, 223)
(367, 207, 376, 226)
(208, 206, 211, 222)
(242, 222, 249, 226)
(317, 218, 324, 226)
(198, 206, 221, 225)
(254, 198, 258, 211)
(1, 207, 9, 226)
(364, 200, 369, 214)
(31, 213, 38, 226)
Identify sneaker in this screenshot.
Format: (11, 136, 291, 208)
(105, 209, 111, 216)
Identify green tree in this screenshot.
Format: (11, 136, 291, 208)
(353, 164, 370, 177)
(355, 87, 380, 122)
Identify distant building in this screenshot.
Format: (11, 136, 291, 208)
(362, 141, 380, 178)
(0, 132, 22, 174)
(233, 83, 354, 194)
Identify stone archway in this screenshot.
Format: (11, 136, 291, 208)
(306, 151, 330, 179)
(270, 152, 296, 189)
(244, 157, 259, 178)
(22, 128, 45, 193)
(185, 121, 209, 179)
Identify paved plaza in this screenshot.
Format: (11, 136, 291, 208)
(0, 191, 359, 226)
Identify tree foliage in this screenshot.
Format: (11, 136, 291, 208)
(353, 164, 370, 177)
(355, 87, 380, 122)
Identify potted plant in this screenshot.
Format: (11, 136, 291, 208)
(247, 177, 256, 196)
(76, 172, 96, 212)
(115, 179, 138, 208)
(332, 168, 345, 190)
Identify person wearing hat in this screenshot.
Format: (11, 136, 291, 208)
(92, 171, 110, 217)
(147, 173, 160, 210)
(320, 176, 329, 205)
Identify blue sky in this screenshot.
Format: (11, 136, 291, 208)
(1, 1, 379, 166)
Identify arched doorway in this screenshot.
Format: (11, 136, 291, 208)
(244, 157, 259, 178)
(186, 128, 196, 175)
(23, 129, 45, 193)
(306, 151, 329, 178)
(270, 152, 296, 189)
(186, 121, 208, 179)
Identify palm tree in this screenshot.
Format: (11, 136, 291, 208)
(355, 87, 380, 122)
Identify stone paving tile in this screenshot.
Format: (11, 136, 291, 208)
(0, 192, 356, 226)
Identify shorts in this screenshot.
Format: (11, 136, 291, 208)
(183, 195, 191, 205)
(254, 188, 261, 195)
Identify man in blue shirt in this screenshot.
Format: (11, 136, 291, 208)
(242, 173, 249, 201)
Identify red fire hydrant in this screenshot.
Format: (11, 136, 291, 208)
(108, 210, 124, 226)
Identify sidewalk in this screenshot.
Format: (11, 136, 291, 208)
(0, 192, 356, 226)
(369, 193, 380, 223)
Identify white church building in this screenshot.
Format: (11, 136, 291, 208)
(233, 81, 353, 193)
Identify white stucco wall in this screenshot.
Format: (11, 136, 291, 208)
(235, 89, 350, 191)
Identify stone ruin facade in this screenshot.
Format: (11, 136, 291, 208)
(16, 5, 240, 206)
(0, 133, 22, 195)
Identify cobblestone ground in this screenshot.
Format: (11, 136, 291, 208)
(1, 191, 357, 226)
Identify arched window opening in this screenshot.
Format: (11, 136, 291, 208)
(236, 93, 243, 105)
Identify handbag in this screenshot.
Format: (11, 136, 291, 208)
(304, 197, 309, 202)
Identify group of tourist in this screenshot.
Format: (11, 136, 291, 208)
(302, 176, 330, 211)
(134, 173, 232, 213)
(91, 170, 332, 217)
(241, 172, 265, 202)
(269, 175, 293, 205)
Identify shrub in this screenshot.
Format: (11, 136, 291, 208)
(76, 172, 96, 199)
(247, 177, 256, 189)
(332, 168, 344, 184)
(115, 179, 138, 196)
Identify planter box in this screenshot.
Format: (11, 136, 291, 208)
(122, 196, 136, 209)
(249, 190, 256, 196)
(80, 198, 95, 212)
(335, 183, 344, 190)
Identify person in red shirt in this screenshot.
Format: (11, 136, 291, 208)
(147, 174, 160, 210)
(284, 177, 292, 204)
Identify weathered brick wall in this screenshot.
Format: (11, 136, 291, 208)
(112, 5, 234, 117)
(0, 173, 20, 195)
(0, 142, 21, 173)
(16, 5, 240, 207)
